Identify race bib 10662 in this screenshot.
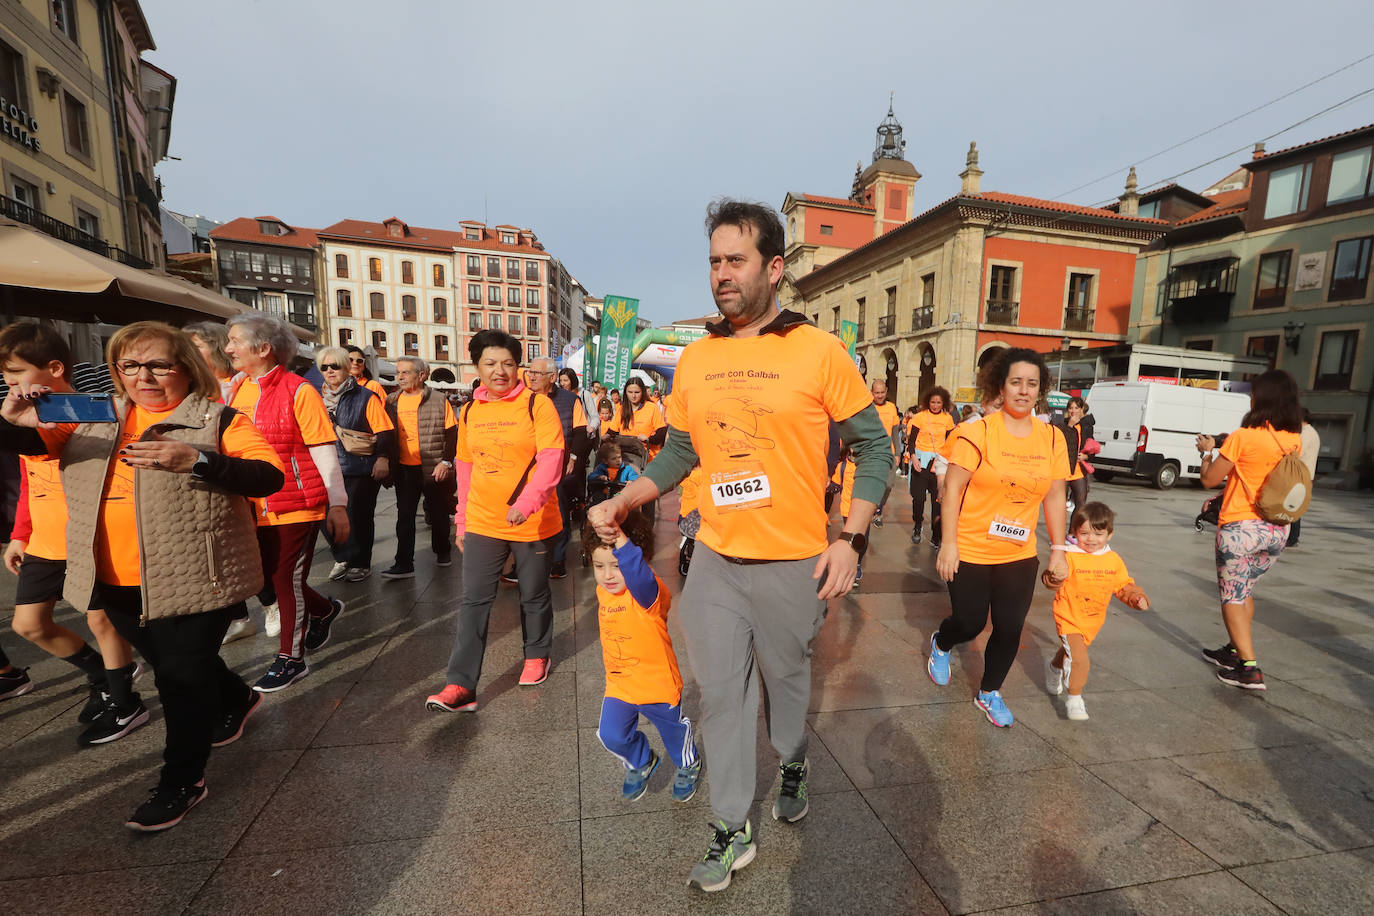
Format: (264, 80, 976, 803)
(710, 465, 772, 512)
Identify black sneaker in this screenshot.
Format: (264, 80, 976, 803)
(304, 598, 345, 653)
(212, 691, 262, 747)
(550, 561, 568, 579)
(0, 667, 34, 701)
(379, 565, 416, 580)
(252, 655, 310, 693)
(1202, 643, 1240, 669)
(872, 512, 884, 528)
(125, 780, 207, 832)
(911, 530, 922, 545)
(78, 698, 150, 746)
(78, 684, 110, 723)
(435, 554, 453, 568)
(1217, 663, 1266, 691)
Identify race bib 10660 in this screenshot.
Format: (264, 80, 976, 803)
(710, 465, 772, 512)
(988, 515, 1030, 543)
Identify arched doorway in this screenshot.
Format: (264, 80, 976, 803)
(976, 343, 1007, 373)
(917, 344, 936, 399)
(882, 348, 899, 404)
(430, 367, 456, 384)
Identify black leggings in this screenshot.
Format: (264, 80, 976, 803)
(910, 467, 941, 536)
(935, 557, 1039, 692)
(1068, 476, 1089, 511)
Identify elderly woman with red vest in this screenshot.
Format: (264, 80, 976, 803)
(226, 313, 350, 693)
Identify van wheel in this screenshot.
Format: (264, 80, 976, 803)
(1093, 470, 1115, 483)
(1153, 461, 1180, 490)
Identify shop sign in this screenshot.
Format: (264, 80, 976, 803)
(0, 97, 41, 152)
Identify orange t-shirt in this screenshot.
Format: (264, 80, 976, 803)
(666, 323, 874, 560)
(396, 391, 457, 466)
(456, 388, 565, 542)
(230, 376, 336, 527)
(679, 466, 702, 517)
(21, 455, 68, 561)
(621, 401, 666, 458)
(1218, 425, 1303, 525)
(361, 378, 385, 398)
(947, 412, 1068, 564)
(597, 574, 681, 706)
(910, 409, 956, 454)
(1052, 546, 1137, 645)
(874, 400, 901, 455)
(831, 456, 856, 519)
(356, 392, 395, 436)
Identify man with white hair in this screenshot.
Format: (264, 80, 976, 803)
(382, 357, 457, 579)
(525, 357, 588, 578)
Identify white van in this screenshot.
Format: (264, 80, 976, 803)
(1086, 382, 1251, 489)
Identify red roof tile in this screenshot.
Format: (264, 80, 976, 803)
(973, 192, 1168, 224)
(1175, 187, 1252, 225)
(318, 219, 547, 255)
(800, 193, 873, 211)
(210, 217, 319, 249)
(1249, 123, 1374, 165)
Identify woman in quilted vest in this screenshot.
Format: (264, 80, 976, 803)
(1196, 369, 1303, 693)
(226, 314, 350, 693)
(0, 321, 285, 832)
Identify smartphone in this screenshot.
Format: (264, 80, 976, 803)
(35, 392, 118, 424)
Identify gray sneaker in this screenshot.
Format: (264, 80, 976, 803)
(771, 758, 809, 822)
(687, 820, 755, 893)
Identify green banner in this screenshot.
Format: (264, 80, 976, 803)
(597, 295, 640, 391)
(583, 330, 598, 385)
(838, 320, 858, 360)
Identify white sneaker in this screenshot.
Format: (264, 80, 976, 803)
(222, 616, 257, 645)
(263, 603, 281, 638)
(1065, 694, 1089, 721)
(328, 561, 349, 581)
(344, 567, 371, 582)
(1045, 659, 1065, 695)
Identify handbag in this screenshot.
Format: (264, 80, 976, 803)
(334, 425, 377, 456)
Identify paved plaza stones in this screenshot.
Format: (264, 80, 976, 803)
(1, 481, 1372, 914)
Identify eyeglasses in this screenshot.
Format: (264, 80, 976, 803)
(115, 359, 177, 377)
(525, 370, 553, 377)
(320, 363, 344, 371)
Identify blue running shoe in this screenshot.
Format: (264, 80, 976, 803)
(672, 760, 702, 803)
(975, 690, 1014, 727)
(927, 633, 950, 686)
(622, 750, 659, 801)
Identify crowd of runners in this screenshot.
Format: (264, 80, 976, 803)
(0, 198, 1317, 892)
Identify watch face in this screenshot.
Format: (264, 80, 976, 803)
(844, 532, 868, 553)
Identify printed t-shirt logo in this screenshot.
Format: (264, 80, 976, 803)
(705, 397, 774, 457)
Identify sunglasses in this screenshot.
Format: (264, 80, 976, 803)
(347, 357, 366, 364)
(320, 363, 344, 371)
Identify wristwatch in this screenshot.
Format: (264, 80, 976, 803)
(838, 531, 868, 554)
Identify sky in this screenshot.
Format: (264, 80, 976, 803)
(143, 0, 1374, 327)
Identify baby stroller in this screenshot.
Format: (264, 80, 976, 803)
(614, 438, 657, 523)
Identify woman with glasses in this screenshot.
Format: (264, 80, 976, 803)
(317, 347, 395, 582)
(0, 321, 284, 831)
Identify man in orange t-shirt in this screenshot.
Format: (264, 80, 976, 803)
(381, 357, 458, 579)
(869, 380, 901, 528)
(587, 199, 893, 892)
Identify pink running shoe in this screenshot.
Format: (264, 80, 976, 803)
(425, 684, 477, 712)
(519, 658, 550, 686)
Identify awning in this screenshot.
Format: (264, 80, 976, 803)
(1172, 251, 1238, 269)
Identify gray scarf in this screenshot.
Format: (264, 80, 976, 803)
(321, 376, 356, 418)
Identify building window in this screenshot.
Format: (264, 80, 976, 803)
(819, 225, 833, 235)
(525, 261, 540, 282)
(435, 335, 449, 359)
(527, 316, 540, 336)
(527, 343, 540, 361)
(336, 289, 352, 316)
(526, 288, 540, 307)
(369, 292, 385, 319)
(403, 333, 419, 356)
(468, 313, 482, 332)
(297, 256, 312, 280)
(832, 306, 840, 332)
(1315, 330, 1358, 390)
(467, 283, 481, 303)
(287, 295, 316, 329)
(338, 328, 354, 347)
(502, 232, 516, 244)
(1183, 339, 1214, 351)
(466, 228, 480, 241)
(1327, 146, 1374, 205)
(1, 40, 28, 110)
(75, 208, 100, 238)
(1254, 251, 1291, 309)
(9, 176, 39, 211)
(922, 273, 935, 308)
(400, 261, 414, 284)
(507, 314, 521, 335)
(432, 263, 446, 286)
(487, 256, 501, 277)
(250, 251, 266, 273)
(433, 297, 448, 323)
(1329, 236, 1373, 301)
(488, 313, 501, 330)
(467, 254, 481, 275)
(257, 219, 281, 236)
(1245, 335, 1280, 372)
(401, 294, 417, 321)
(62, 91, 91, 158)
(1263, 161, 1313, 219)
(368, 257, 383, 281)
(506, 258, 519, 280)
(51, 0, 78, 43)
(488, 285, 500, 305)
(371, 331, 387, 357)
(335, 253, 349, 278)
(217, 250, 233, 273)
(508, 287, 520, 306)
(1066, 273, 1092, 310)
(265, 253, 281, 275)
(987, 265, 1018, 323)
(1138, 199, 1161, 219)
(233, 250, 250, 272)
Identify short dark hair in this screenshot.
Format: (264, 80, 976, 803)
(596, 439, 622, 466)
(597, 397, 614, 414)
(559, 367, 579, 390)
(581, 507, 655, 565)
(1242, 369, 1302, 433)
(345, 344, 374, 380)
(468, 329, 521, 366)
(705, 198, 785, 263)
(980, 347, 1050, 404)
(1067, 395, 1088, 412)
(920, 386, 952, 411)
(0, 321, 72, 375)
(1071, 500, 1115, 534)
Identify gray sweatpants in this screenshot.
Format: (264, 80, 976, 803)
(445, 532, 555, 689)
(679, 542, 828, 830)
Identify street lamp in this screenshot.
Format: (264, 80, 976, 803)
(1282, 321, 1305, 354)
(1058, 336, 1071, 391)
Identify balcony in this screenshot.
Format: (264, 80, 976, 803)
(287, 309, 317, 330)
(2, 194, 150, 268)
(985, 299, 1019, 324)
(876, 314, 895, 337)
(1168, 294, 1232, 325)
(1063, 308, 1094, 332)
(912, 305, 934, 330)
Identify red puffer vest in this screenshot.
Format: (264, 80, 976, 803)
(250, 366, 328, 515)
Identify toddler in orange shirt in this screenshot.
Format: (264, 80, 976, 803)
(1043, 502, 1149, 721)
(582, 513, 701, 803)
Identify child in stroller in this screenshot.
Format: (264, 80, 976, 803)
(588, 439, 641, 506)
